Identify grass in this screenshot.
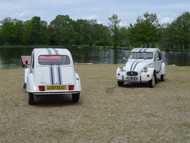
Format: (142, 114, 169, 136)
(0, 64, 190, 143)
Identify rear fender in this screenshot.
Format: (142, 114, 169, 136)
(75, 72, 81, 91)
(161, 62, 166, 75)
(24, 68, 29, 84)
(26, 73, 36, 93)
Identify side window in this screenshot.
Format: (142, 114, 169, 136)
(154, 52, 158, 61)
(154, 52, 161, 61)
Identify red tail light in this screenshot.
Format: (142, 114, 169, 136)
(68, 85, 74, 91)
(38, 85, 45, 91)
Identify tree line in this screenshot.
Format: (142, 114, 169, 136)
(0, 12, 190, 51)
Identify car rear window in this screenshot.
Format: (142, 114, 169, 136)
(38, 55, 70, 65)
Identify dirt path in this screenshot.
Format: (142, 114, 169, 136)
(0, 64, 190, 143)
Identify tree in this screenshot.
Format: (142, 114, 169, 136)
(49, 15, 76, 45)
(119, 27, 129, 47)
(127, 12, 160, 48)
(23, 16, 48, 45)
(93, 23, 112, 46)
(74, 19, 94, 45)
(161, 12, 190, 51)
(108, 14, 121, 48)
(0, 18, 24, 45)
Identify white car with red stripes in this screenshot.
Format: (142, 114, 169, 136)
(23, 48, 81, 105)
(116, 48, 166, 87)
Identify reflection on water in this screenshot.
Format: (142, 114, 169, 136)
(0, 47, 190, 68)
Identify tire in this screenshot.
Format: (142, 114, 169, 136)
(160, 75, 165, 81)
(117, 81, 124, 86)
(28, 93, 35, 105)
(23, 83, 26, 89)
(149, 74, 156, 88)
(72, 93, 80, 103)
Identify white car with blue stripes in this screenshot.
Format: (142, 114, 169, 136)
(116, 48, 166, 87)
(24, 48, 81, 105)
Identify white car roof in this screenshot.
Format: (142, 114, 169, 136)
(33, 48, 72, 57)
(131, 48, 160, 53)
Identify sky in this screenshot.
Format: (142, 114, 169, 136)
(0, 0, 190, 26)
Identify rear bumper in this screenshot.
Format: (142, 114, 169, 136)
(31, 91, 80, 96)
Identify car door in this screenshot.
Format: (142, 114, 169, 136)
(30, 53, 35, 74)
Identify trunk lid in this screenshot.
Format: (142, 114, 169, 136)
(34, 65, 75, 86)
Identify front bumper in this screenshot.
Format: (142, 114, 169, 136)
(117, 71, 153, 83)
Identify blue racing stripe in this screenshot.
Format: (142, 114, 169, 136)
(133, 61, 140, 71)
(140, 48, 144, 52)
(130, 61, 136, 71)
(47, 48, 54, 85)
(133, 61, 143, 71)
(138, 48, 143, 52)
(50, 66, 54, 85)
(58, 66, 62, 85)
(53, 49, 62, 85)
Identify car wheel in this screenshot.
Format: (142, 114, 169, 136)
(149, 74, 156, 88)
(23, 83, 26, 89)
(72, 93, 80, 103)
(160, 74, 165, 81)
(28, 93, 35, 105)
(117, 81, 124, 86)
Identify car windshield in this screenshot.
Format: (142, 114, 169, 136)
(38, 55, 70, 65)
(129, 52, 153, 59)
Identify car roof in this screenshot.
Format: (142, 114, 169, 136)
(33, 48, 72, 57)
(131, 48, 160, 53)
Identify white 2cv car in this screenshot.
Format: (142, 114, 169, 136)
(23, 48, 81, 105)
(116, 48, 166, 87)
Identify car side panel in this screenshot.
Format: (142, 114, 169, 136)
(74, 72, 81, 92)
(26, 72, 36, 93)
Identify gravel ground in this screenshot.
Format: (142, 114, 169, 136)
(0, 64, 190, 143)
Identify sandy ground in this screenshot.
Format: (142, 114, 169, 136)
(0, 64, 190, 143)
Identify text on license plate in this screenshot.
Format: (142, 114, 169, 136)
(127, 77, 138, 81)
(47, 85, 66, 90)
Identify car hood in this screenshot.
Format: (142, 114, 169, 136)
(125, 59, 153, 72)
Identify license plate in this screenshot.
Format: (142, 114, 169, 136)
(47, 85, 66, 90)
(127, 77, 138, 81)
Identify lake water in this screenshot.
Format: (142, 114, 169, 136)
(0, 47, 190, 68)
